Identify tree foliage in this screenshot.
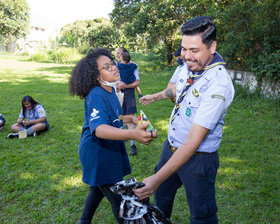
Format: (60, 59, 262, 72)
(111, 0, 194, 64)
(59, 18, 120, 52)
(0, 0, 30, 46)
(111, 0, 280, 81)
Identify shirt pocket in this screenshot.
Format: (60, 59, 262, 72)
(182, 96, 200, 122)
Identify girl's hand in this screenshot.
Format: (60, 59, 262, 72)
(22, 120, 30, 126)
(134, 123, 158, 145)
(17, 118, 24, 124)
(116, 81, 126, 91)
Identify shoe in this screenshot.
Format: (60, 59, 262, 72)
(33, 132, 38, 137)
(138, 94, 143, 99)
(130, 145, 137, 156)
(7, 133, 19, 138)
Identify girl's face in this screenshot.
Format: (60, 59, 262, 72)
(23, 101, 32, 111)
(116, 48, 123, 62)
(97, 55, 119, 83)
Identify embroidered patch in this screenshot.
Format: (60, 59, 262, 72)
(199, 80, 210, 93)
(186, 107, 191, 117)
(90, 108, 100, 121)
(192, 89, 199, 97)
(119, 115, 123, 120)
(211, 95, 225, 101)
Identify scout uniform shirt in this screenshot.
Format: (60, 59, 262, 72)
(169, 63, 189, 102)
(168, 53, 235, 153)
(19, 104, 46, 120)
(79, 86, 131, 187)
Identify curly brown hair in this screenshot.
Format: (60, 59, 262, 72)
(69, 48, 114, 99)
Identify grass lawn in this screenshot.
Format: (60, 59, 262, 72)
(0, 54, 279, 224)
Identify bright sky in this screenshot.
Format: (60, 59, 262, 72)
(26, 0, 114, 35)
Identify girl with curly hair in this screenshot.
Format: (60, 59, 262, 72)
(69, 48, 157, 224)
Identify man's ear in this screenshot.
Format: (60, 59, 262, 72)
(210, 41, 217, 54)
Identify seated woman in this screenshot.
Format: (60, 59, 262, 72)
(0, 113, 6, 131)
(7, 95, 49, 138)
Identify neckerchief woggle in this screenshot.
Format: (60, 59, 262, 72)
(171, 53, 226, 124)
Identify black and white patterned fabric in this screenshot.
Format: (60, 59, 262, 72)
(110, 178, 172, 224)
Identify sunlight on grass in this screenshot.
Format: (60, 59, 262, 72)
(154, 118, 170, 131)
(58, 174, 83, 189)
(20, 172, 36, 180)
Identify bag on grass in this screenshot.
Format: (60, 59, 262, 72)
(110, 178, 172, 224)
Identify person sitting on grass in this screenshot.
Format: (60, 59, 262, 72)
(68, 47, 157, 224)
(7, 95, 49, 138)
(0, 113, 6, 131)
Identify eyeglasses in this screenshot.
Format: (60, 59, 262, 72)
(99, 60, 117, 72)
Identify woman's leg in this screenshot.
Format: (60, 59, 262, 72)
(80, 186, 104, 224)
(99, 184, 123, 224)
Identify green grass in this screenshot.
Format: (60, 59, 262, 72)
(0, 54, 279, 224)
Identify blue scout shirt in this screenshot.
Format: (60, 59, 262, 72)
(19, 104, 46, 120)
(168, 53, 235, 153)
(79, 86, 131, 187)
(118, 62, 137, 85)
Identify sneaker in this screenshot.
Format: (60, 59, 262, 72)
(130, 145, 137, 156)
(7, 133, 19, 139)
(33, 132, 38, 137)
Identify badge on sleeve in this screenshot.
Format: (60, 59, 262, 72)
(90, 108, 100, 121)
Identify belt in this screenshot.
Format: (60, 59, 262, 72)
(168, 142, 211, 155)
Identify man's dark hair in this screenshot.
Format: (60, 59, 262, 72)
(181, 16, 216, 48)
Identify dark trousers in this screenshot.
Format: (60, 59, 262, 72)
(80, 184, 123, 224)
(155, 139, 219, 224)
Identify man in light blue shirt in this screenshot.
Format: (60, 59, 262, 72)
(135, 16, 235, 224)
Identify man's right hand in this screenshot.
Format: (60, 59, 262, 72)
(139, 95, 156, 105)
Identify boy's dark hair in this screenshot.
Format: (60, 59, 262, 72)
(181, 16, 216, 48)
(69, 48, 114, 99)
(21, 95, 41, 119)
(121, 51, 131, 63)
(119, 47, 129, 54)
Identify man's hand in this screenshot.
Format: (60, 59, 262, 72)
(133, 174, 161, 200)
(139, 95, 156, 105)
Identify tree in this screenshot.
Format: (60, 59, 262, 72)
(60, 18, 120, 51)
(0, 0, 30, 52)
(111, 0, 195, 64)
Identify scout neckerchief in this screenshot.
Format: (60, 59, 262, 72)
(170, 53, 226, 124)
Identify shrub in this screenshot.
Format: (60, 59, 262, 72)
(29, 51, 49, 62)
(49, 47, 79, 63)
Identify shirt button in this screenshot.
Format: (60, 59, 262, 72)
(171, 141, 174, 144)
(173, 128, 175, 131)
